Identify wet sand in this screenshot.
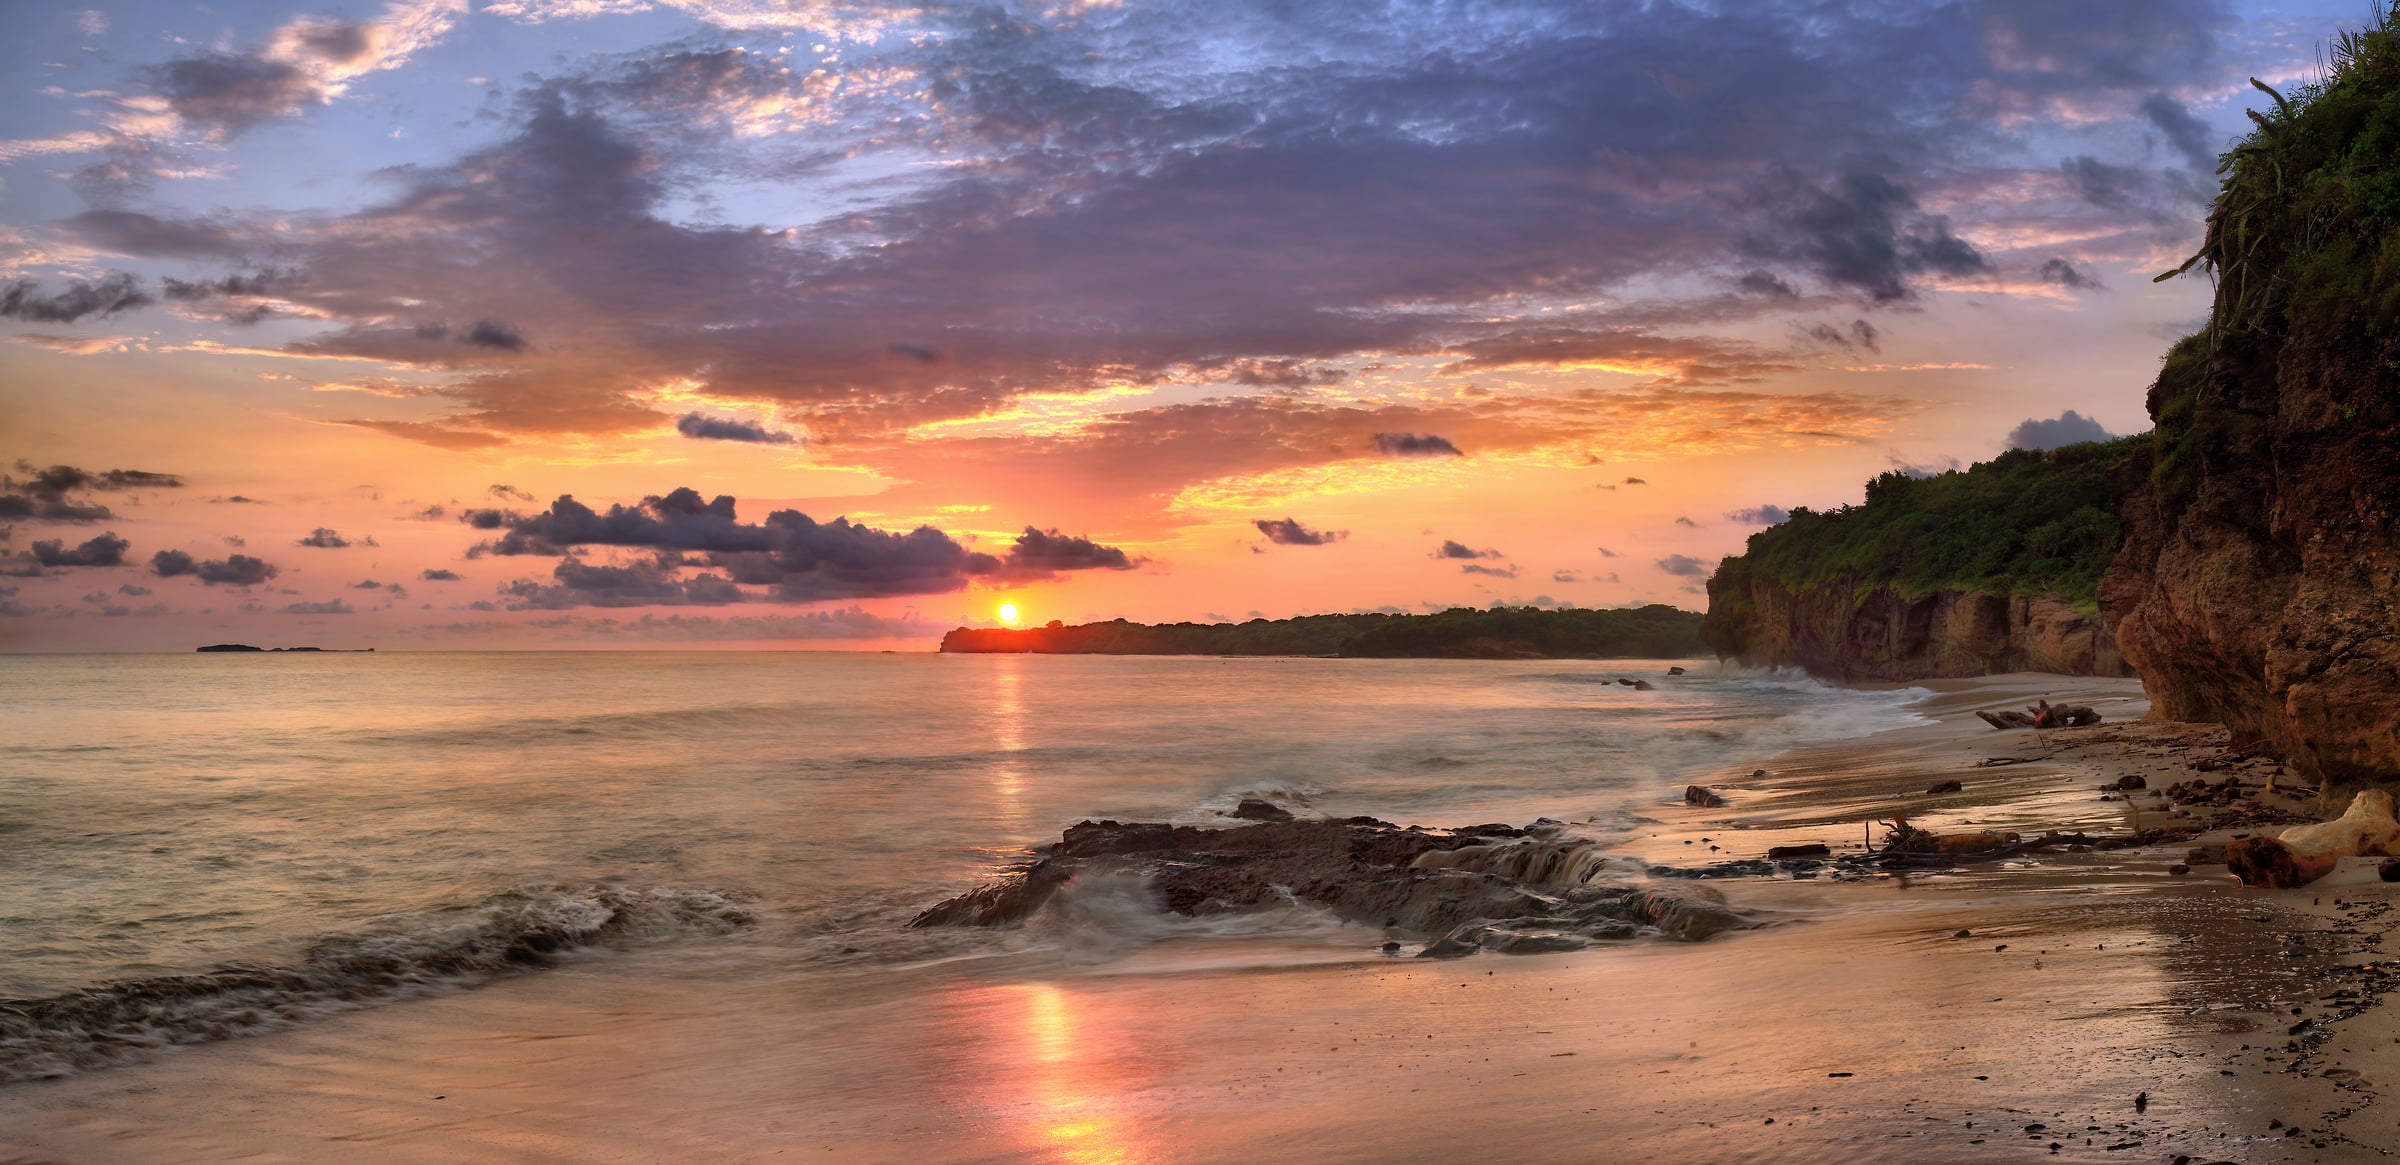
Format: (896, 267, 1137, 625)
(4, 673, 2394, 1164)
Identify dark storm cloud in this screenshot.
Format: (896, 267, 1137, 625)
(199, 554, 278, 585)
(2006, 410, 2119, 450)
(1371, 433, 1464, 458)
(0, 274, 153, 322)
(420, 568, 462, 581)
(476, 488, 1133, 603)
(0, 464, 182, 524)
(118, 583, 151, 597)
(2039, 259, 2105, 291)
(161, 269, 301, 301)
(62, 210, 261, 259)
(676, 413, 799, 444)
(100, 0, 2243, 463)
(1253, 517, 1345, 546)
(1000, 528, 1138, 577)
(296, 527, 352, 548)
(502, 557, 745, 610)
(2140, 92, 2223, 171)
(1727, 504, 1791, 525)
(30, 532, 131, 568)
(150, 549, 280, 585)
(1750, 170, 1988, 303)
(1799, 320, 1880, 353)
(148, 53, 322, 134)
(1657, 554, 1714, 578)
(1433, 540, 1501, 561)
(463, 320, 528, 351)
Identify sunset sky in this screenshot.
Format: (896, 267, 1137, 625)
(0, 0, 2358, 650)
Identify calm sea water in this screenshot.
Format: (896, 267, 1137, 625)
(0, 651, 1929, 1079)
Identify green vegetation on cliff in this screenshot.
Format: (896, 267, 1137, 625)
(1709, 436, 2144, 613)
(2149, 6, 2400, 517)
(940, 604, 1703, 658)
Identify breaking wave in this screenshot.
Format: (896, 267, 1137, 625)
(0, 883, 757, 1082)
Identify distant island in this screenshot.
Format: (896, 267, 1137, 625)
(940, 604, 1704, 659)
(196, 644, 375, 653)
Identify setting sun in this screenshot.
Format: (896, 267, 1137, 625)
(998, 603, 1020, 625)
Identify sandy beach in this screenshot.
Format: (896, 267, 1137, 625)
(4, 671, 2393, 1165)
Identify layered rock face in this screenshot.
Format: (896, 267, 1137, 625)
(2099, 39, 2400, 792)
(1702, 576, 2130, 682)
(2104, 332, 2400, 790)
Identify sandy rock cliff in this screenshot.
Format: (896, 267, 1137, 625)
(1702, 576, 2130, 682)
(2103, 329, 2400, 791)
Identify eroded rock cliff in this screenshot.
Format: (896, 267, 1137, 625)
(1701, 438, 2140, 681)
(1704, 576, 2130, 682)
(2101, 30, 2400, 793)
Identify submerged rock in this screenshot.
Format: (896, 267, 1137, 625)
(911, 817, 1757, 950)
(1229, 797, 1295, 822)
(1684, 785, 1728, 808)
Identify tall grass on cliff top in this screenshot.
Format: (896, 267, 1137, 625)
(1711, 436, 2143, 609)
(2149, 2, 2400, 510)
(2156, 1, 2400, 340)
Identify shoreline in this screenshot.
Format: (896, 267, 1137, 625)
(2, 670, 2393, 1163)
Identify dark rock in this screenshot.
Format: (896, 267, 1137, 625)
(2168, 864, 2192, 876)
(1230, 798, 1295, 822)
(1630, 679, 1655, 690)
(1666, 666, 1686, 675)
(2380, 858, 2400, 883)
(1767, 843, 1830, 860)
(1684, 785, 1727, 808)
(2116, 775, 2147, 791)
(2226, 835, 2334, 889)
(913, 817, 1757, 947)
(1924, 779, 1964, 795)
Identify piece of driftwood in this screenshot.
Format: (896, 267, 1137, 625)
(1977, 699, 2099, 731)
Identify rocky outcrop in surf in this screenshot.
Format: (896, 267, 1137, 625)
(910, 817, 1755, 956)
(0, 884, 757, 1081)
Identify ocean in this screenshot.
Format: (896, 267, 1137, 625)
(0, 648, 1920, 1076)
(0, 651, 1932, 1082)
(15, 654, 2368, 1165)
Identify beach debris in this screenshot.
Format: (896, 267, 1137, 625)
(1924, 779, 1965, 794)
(1880, 815, 2021, 857)
(1971, 757, 2036, 768)
(2226, 790, 2400, 888)
(1230, 797, 1295, 823)
(1684, 785, 1728, 808)
(1767, 843, 1830, 860)
(911, 816, 1757, 951)
(1977, 700, 2101, 731)
(1666, 666, 1686, 675)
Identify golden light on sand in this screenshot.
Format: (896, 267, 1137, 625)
(998, 602, 1021, 625)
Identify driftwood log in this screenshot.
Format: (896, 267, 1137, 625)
(1977, 699, 2100, 731)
